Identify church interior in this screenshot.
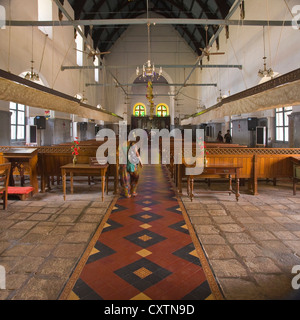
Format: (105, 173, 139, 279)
(0, 0, 300, 301)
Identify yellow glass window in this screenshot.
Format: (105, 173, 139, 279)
(134, 104, 146, 117)
(156, 104, 168, 117)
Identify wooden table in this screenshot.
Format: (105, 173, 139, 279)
(61, 163, 109, 201)
(187, 164, 242, 202)
(290, 156, 300, 195)
(2, 148, 39, 194)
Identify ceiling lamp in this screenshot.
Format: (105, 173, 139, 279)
(80, 91, 88, 104)
(217, 90, 228, 103)
(136, 1, 162, 80)
(258, 27, 279, 84)
(25, 28, 40, 82)
(258, 56, 279, 84)
(25, 60, 40, 82)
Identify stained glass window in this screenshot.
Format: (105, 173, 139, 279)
(156, 104, 168, 117)
(134, 104, 146, 117)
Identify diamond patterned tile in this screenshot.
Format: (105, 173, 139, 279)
(172, 243, 202, 266)
(130, 211, 163, 223)
(168, 220, 189, 234)
(86, 241, 116, 264)
(114, 258, 172, 291)
(102, 219, 123, 233)
(111, 203, 128, 213)
(166, 205, 182, 214)
(136, 249, 152, 258)
(71, 278, 103, 300)
(182, 281, 212, 300)
(139, 223, 152, 229)
(135, 199, 160, 207)
(61, 165, 220, 301)
(124, 230, 167, 248)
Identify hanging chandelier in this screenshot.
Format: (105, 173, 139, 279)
(258, 56, 279, 84)
(136, 1, 162, 80)
(25, 27, 40, 82)
(258, 26, 279, 84)
(25, 60, 40, 81)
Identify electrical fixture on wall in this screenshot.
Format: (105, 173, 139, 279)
(136, 0, 162, 80)
(258, 26, 279, 84)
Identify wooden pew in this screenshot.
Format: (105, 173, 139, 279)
(171, 147, 300, 196)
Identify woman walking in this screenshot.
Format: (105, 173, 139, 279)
(119, 140, 143, 198)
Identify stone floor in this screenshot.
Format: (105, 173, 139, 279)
(181, 179, 300, 300)
(0, 173, 300, 300)
(0, 179, 114, 300)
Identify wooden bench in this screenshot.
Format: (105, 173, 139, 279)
(171, 147, 300, 196)
(0, 186, 34, 200)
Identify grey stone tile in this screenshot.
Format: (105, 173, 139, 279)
(225, 233, 255, 244)
(12, 277, 66, 300)
(218, 278, 266, 300)
(209, 259, 248, 278)
(37, 258, 77, 278)
(233, 244, 264, 258)
(244, 257, 282, 273)
(52, 243, 86, 258)
(203, 245, 236, 260)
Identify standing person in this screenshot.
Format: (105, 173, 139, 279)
(119, 140, 143, 198)
(217, 131, 224, 143)
(224, 130, 232, 143)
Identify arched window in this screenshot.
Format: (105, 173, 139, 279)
(156, 104, 169, 117)
(133, 103, 146, 117)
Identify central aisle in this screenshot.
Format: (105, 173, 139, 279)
(60, 165, 222, 300)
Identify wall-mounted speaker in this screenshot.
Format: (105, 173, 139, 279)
(79, 122, 87, 131)
(34, 116, 46, 129)
(247, 117, 258, 131)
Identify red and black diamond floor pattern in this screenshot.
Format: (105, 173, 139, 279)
(63, 165, 221, 300)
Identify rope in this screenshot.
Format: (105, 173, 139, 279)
(7, 0, 11, 73)
(52, 36, 74, 88)
(38, 34, 48, 73)
(266, 0, 272, 67)
(228, 37, 248, 89)
(283, 0, 294, 17)
(273, 5, 289, 69)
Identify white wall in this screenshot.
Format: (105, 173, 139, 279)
(1, 0, 300, 146)
(199, 0, 300, 110)
(100, 14, 200, 124)
(195, 0, 300, 146)
(0, 0, 100, 116)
